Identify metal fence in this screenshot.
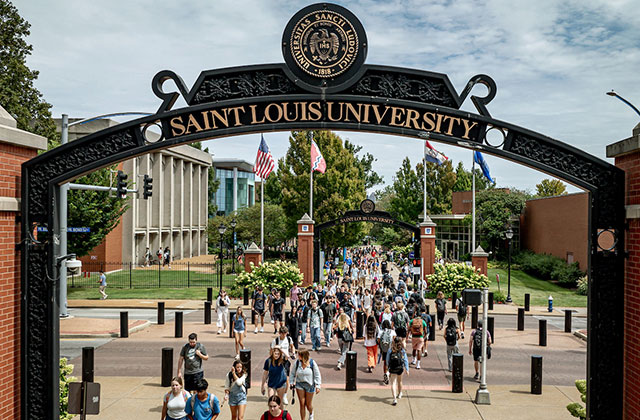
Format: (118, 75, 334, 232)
(70, 261, 239, 289)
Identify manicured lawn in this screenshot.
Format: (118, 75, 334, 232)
(487, 268, 587, 307)
(67, 287, 216, 300)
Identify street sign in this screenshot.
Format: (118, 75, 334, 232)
(409, 251, 415, 259)
(37, 227, 91, 232)
(68, 381, 101, 415)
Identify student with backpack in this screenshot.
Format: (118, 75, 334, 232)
(392, 302, 410, 344)
(260, 395, 292, 420)
(216, 290, 231, 335)
(409, 313, 428, 369)
(262, 347, 289, 409)
(456, 295, 468, 338)
(469, 319, 492, 381)
(420, 307, 433, 357)
(161, 376, 190, 420)
(333, 309, 354, 370)
(378, 319, 396, 384)
(444, 318, 461, 371)
(185, 379, 220, 420)
(364, 315, 380, 373)
(289, 349, 321, 420)
(386, 336, 409, 406)
(224, 360, 248, 420)
(434, 291, 447, 330)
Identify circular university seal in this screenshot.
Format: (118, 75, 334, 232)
(360, 199, 375, 214)
(282, 3, 367, 90)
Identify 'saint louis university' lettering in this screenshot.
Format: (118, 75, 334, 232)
(168, 101, 479, 139)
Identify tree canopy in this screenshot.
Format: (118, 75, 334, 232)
(535, 179, 567, 197)
(475, 188, 527, 254)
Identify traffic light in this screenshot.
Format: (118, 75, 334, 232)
(116, 170, 128, 199)
(143, 174, 153, 200)
(412, 259, 421, 267)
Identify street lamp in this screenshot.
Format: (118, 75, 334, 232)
(218, 224, 227, 291)
(230, 218, 237, 274)
(606, 90, 640, 118)
(505, 227, 514, 303)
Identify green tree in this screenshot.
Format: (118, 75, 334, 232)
(234, 203, 288, 248)
(452, 161, 492, 192)
(374, 186, 394, 212)
(536, 178, 567, 197)
(263, 164, 283, 205)
(0, 0, 58, 145)
(475, 188, 527, 254)
(276, 130, 367, 247)
(344, 140, 384, 190)
(67, 167, 129, 256)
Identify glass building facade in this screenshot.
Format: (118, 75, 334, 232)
(213, 161, 255, 216)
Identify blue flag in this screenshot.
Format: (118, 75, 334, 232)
(474, 151, 495, 184)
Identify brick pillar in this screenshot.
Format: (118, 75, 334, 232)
(0, 106, 47, 417)
(243, 242, 262, 273)
(297, 213, 314, 286)
(607, 123, 640, 420)
(420, 218, 437, 280)
(471, 246, 489, 276)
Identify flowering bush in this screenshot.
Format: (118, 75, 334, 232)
(427, 262, 489, 294)
(60, 358, 76, 420)
(576, 275, 588, 296)
(235, 260, 303, 291)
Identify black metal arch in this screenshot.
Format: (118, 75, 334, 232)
(21, 62, 624, 419)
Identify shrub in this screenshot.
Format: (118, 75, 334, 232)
(515, 250, 583, 286)
(552, 262, 582, 287)
(427, 263, 490, 294)
(236, 260, 303, 291)
(492, 290, 507, 303)
(566, 379, 586, 419)
(576, 276, 588, 296)
(60, 358, 76, 420)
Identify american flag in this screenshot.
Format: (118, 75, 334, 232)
(254, 134, 275, 179)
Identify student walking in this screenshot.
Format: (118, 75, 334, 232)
(456, 295, 468, 338)
(261, 347, 289, 409)
(378, 319, 396, 384)
(420, 307, 433, 357)
(161, 376, 190, 420)
(185, 379, 220, 420)
(224, 360, 248, 420)
(289, 349, 321, 420)
(409, 313, 427, 369)
(270, 291, 286, 334)
(252, 286, 268, 334)
(307, 300, 323, 351)
(333, 310, 354, 370)
(177, 333, 209, 393)
(392, 302, 410, 344)
(444, 318, 460, 371)
(285, 306, 301, 350)
(216, 290, 231, 334)
(259, 395, 292, 420)
(320, 296, 336, 347)
(469, 319, 492, 381)
(435, 291, 447, 330)
(232, 307, 246, 359)
(386, 336, 409, 406)
(98, 270, 108, 300)
(364, 315, 380, 373)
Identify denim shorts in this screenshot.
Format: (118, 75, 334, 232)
(295, 382, 316, 393)
(229, 391, 247, 406)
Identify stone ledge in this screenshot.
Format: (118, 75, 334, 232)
(0, 197, 20, 212)
(0, 125, 47, 151)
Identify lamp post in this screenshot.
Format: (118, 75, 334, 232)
(606, 90, 640, 118)
(218, 224, 227, 291)
(231, 218, 237, 274)
(505, 227, 513, 303)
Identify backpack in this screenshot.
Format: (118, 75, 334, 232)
(393, 311, 407, 329)
(227, 371, 248, 393)
(388, 351, 404, 375)
(165, 390, 189, 404)
(264, 410, 288, 420)
(275, 335, 294, 351)
(190, 392, 216, 411)
(473, 328, 484, 351)
(445, 326, 457, 346)
(294, 359, 315, 387)
(457, 299, 467, 317)
(219, 296, 227, 307)
(410, 318, 423, 337)
(379, 329, 393, 353)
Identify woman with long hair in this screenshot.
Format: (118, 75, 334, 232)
(286, 305, 301, 350)
(435, 291, 447, 330)
(381, 303, 393, 325)
(233, 306, 246, 359)
(260, 395, 292, 420)
(386, 336, 409, 406)
(378, 319, 396, 384)
(261, 347, 288, 409)
(224, 360, 248, 420)
(289, 349, 321, 420)
(332, 309, 354, 370)
(364, 315, 380, 373)
(160, 376, 190, 420)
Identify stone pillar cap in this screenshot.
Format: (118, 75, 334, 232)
(0, 105, 16, 128)
(419, 217, 436, 227)
(297, 213, 315, 224)
(471, 245, 489, 257)
(245, 242, 262, 253)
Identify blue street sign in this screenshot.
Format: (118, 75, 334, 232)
(36, 227, 90, 233)
(409, 251, 415, 259)
(234, 231, 237, 244)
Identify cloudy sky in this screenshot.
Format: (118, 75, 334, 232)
(15, 0, 640, 195)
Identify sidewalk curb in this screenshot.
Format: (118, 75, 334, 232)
(61, 320, 151, 339)
(573, 330, 587, 341)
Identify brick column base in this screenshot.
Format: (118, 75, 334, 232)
(420, 219, 437, 281)
(471, 246, 489, 276)
(243, 242, 262, 273)
(297, 214, 314, 286)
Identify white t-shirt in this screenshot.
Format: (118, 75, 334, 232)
(271, 335, 295, 359)
(364, 325, 380, 347)
(166, 390, 190, 418)
(363, 295, 372, 310)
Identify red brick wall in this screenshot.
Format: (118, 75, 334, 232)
(615, 153, 640, 419)
(79, 218, 123, 268)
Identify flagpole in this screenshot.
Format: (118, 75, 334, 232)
(310, 164, 314, 220)
(261, 179, 265, 258)
(472, 152, 476, 253)
(423, 143, 427, 220)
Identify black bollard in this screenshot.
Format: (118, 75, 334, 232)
(531, 355, 543, 394)
(243, 288, 249, 306)
(356, 311, 365, 339)
(120, 311, 129, 338)
(285, 311, 290, 325)
(426, 304, 430, 314)
(471, 306, 478, 329)
(428, 318, 436, 341)
(525, 293, 531, 312)
(157, 302, 165, 325)
(517, 308, 525, 331)
(229, 312, 235, 338)
(252, 309, 256, 325)
(161, 347, 173, 387)
(487, 317, 495, 344)
(452, 353, 463, 393)
(564, 310, 572, 333)
(539, 319, 547, 347)
(204, 301, 212, 324)
(488, 292, 494, 311)
(345, 351, 357, 391)
(207, 287, 213, 303)
(175, 311, 183, 338)
(240, 349, 251, 389)
(452, 291, 457, 310)
(82, 347, 94, 382)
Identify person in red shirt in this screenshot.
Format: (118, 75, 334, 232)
(260, 395, 292, 420)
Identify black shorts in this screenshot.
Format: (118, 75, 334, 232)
(254, 308, 266, 316)
(184, 371, 204, 392)
(273, 313, 283, 322)
(473, 347, 482, 361)
(395, 327, 407, 338)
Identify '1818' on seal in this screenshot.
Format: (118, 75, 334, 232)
(290, 10, 359, 78)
